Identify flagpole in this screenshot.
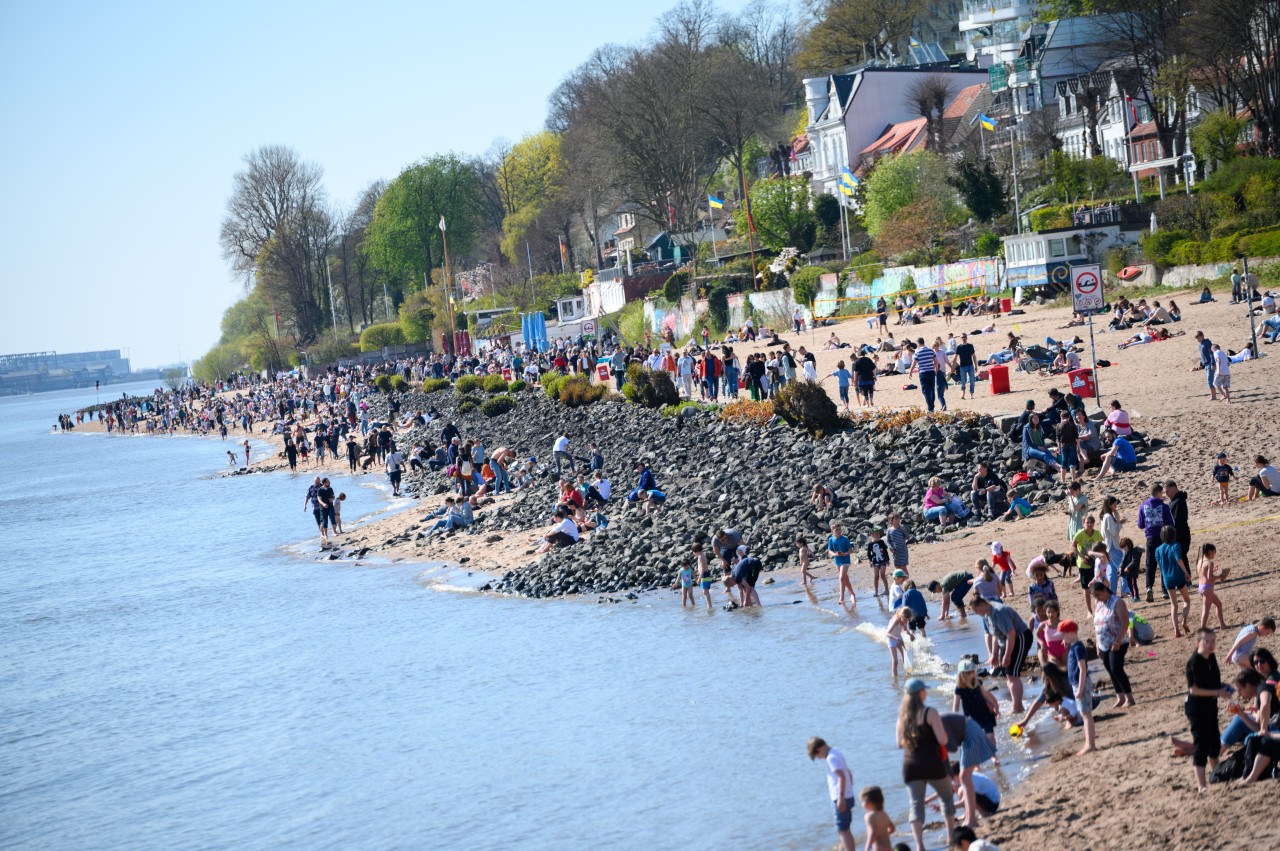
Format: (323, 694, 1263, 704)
(839, 194, 849, 260)
(558, 235, 566, 274)
(708, 196, 719, 262)
(738, 161, 758, 291)
(1009, 126, 1022, 235)
(440, 217, 456, 355)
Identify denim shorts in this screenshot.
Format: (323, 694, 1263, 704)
(833, 797, 856, 831)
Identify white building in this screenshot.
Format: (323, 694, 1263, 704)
(960, 0, 1040, 67)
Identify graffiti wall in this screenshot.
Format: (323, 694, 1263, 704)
(869, 258, 1003, 299)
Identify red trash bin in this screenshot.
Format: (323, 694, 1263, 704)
(1068, 367, 1095, 399)
(989, 363, 1010, 394)
(1000, 297, 1012, 313)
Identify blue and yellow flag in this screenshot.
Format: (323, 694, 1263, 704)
(978, 113, 998, 131)
(910, 36, 922, 47)
(708, 195, 724, 209)
(839, 166, 859, 195)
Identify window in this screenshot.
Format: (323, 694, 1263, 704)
(1035, 241, 1044, 260)
(1048, 238, 1066, 258)
(618, 213, 635, 230)
(619, 238, 634, 254)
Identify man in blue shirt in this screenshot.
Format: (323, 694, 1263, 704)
(1096, 432, 1138, 479)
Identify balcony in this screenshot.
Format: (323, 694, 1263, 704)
(959, 0, 1036, 32)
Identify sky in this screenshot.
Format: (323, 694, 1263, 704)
(0, 0, 756, 369)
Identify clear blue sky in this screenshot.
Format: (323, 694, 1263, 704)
(0, 0, 754, 369)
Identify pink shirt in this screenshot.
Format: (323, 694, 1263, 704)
(1105, 409, 1132, 436)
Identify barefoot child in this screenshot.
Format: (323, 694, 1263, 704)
(796, 537, 815, 587)
(1213, 452, 1235, 504)
(673, 558, 695, 607)
(1196, 543, 1230, 630)
(828, 522, 854, 605)
(1060, 620, 1097, 755)
(866, 527, 890, 597)
(1226, 617, 1277, 670)
(333, 492, 346, 534)
(1156, 526, 1192, 637)
(692, 544, 715, 610)
(952, 660, 1000, 749)
(886, 607, 916, 676)
(861, 786, 896, 851)
(991, 541, 1016, 598)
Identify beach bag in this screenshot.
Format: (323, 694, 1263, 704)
(1211, 748, 1247, 783)
(1130, 613, 1155, 645)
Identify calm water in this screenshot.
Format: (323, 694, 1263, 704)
(1, 382, 1008, 850)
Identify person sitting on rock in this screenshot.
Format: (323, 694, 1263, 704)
(923, 477, 971, 526)
(535, 507, 580, 554)
(625, 460, 657, 504)
(423, 497, 464, 537)
(969, 462, 1007, 520)
(811, 483, 837, 512)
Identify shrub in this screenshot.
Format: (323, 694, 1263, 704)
(508, 379, 528, 392)
(1029, 205, 1072, 231)
(1168, 239, 1203, 266)
(557, 374, 607, 407)
(790, 265, 824, 308)
(481, 394, 517, 417)
(422, 378, 452, 393)
(1238, 228, 1280, 258)
(846, 408, 984, 433)
(482, 374, 509, 393)
(390, 375, 409, 393)
(660, 401, 717, 417)
(373, 374, 392, 394)
(1139, 230, 1189, 271)
(975, 232, 1001, 257)
(706, 283, 731, 332)
(542, 373, 565, 400)
(457, 399, 478, 415)
(719, 399, 775, 427)
(772, 379, 842, 436)
(662, 271, 689, 303)
(1104, 245, 1133, 276)
(621, 366, 680, 409)
(454, 374, 482, 394)
(359, 322, 405, 352)
(1206, 235, 1240, 263)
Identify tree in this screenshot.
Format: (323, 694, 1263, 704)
(874, 196, 953, 262)
(162, 368, 186, 391)
(364, 154, 481, 307)
(862, 151, 965, 238)
(192, 343, 243, 384)
(398, 290, 436, 343)
(733, 176, 818, 252)
(951, 157, 1008, 222)
(496, 132, 570, 267)
(905, 75, 954, 152)
(1190, 109, 1246, 171)
(797, 0, 928, 73)
(1188, 0, 1280, 157)
(813, 192, 840, 230)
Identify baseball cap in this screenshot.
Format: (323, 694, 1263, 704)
(1217, 452, 1227, 458)
(1058, 619, 1079, 633)
(904, 678, 928, 695)
(736, 544, 748, 555)
(958, 658, 977, 672)
(893, 569, 908, 578)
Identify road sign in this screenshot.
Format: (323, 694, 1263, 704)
(582, 320, 596, 335)
(1070, 264, 1104, 313)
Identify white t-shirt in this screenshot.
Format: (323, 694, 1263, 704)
(803, 360, 817, 382)
(1213, 348, 1230, 377)
(596, 478, 612, 500)
(1258, 465, 1280, 492)
(825, 748, 853, 801)
(386, 452, 404, 473)
(554, 517, 580, 542)
(553, 436, 570, 454)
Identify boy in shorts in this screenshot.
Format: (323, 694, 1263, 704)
(1212, 452, 1235, 504)
(1185, 627, 1229, 792)
(693, 543, 715, 610)
(1061, 620, 1097, 755)
(867, 527, 891, 597)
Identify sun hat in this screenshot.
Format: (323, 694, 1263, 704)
(958, 658, 977, 672)
(991, 541, 1003, 555)
(904, 678, 928, 695)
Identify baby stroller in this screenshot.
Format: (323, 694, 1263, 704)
(1017, 344, 1057, 375)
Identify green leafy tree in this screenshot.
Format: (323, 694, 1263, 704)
(789, 265, 825, 306)
(862, 151, 965, 239)
(734, 176, 818, 252)
(192, 342, 245, 383)
(397, 290, 435, 343)
(797, 0, 929, 73)
(975, 232, 1002, 257)
(813, 193, 840, 230)
(364, 154, 481, 305)
(1190, 109, 1245, 171)
(951, 157, 1008, 222)
(359, 323, 405, 352)
(496, 132, 568, 266)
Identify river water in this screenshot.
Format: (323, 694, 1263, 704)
(1, 382, 1020, 850)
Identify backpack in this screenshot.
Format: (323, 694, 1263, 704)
(1130, 613, 1156, 645)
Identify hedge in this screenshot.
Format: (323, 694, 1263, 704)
(482, 374, 509, 393)
(359, 322, 404, 352)
(481, 395, 516, 417)
(1238, 228, 1280, 258)
(454, 375, 482, 394)
(1029, 205, 1072, 231)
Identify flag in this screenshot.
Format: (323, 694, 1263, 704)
(1125, 95, 1138, 128)
(910, 36, 921, 47)
(438, 216, 446, 232)
(978, 113, 997, 132)
(708, 195, 724, 209)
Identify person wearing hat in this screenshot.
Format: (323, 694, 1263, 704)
(969, 596, 1032, 714)
(889, 567, 908, 608)
(867, 526, 891, 597)
(806, 737, 857, 851)
(897, 678, 956, 850)
(1059, 619, 1097, 754)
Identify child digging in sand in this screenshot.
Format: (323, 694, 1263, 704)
(1196, 543, 1230, 630)
(861, 786, 896, 851)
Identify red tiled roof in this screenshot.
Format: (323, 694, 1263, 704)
(943, 84, 985, 120)
(860, 117, 928, 157)
(1129, 120, 1156, 139)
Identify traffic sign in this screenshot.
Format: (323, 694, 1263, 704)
(582, 320, 596, 335)
(1070, 264, 1104, 313)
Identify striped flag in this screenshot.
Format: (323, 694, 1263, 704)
(978, 113, 997, 132)
(708, 194, 724, 209)
(839, 165, 859, 196)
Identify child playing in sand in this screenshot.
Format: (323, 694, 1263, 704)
(1156, 526, 1193, 637)
(1000, 487, 1034, 522)
(861, 786, 896, 851)
(796, 538, 815, 587)
(866, 527, 890, 597)
(673, 559, 695, 607)
(333, 493, 346, 534)
(885, 607, 916, 676)
(1212, 452, 1235, 504)
(1225, 617, 1276, 670)
(991, 541, 1016, 597)
(1196, 543, 1230, 630)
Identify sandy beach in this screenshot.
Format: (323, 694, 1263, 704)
(70, 284, 1280, 848)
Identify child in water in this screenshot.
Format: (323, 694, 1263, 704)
(693, 544, 714, 611)
(673, 559, 695, 607)
(333, 493, 346, 534)
(885, 607, 916, 676)
(861, 786, 896, 850)
(952, 659, 1000, 749)
(796, 537, 815, 587)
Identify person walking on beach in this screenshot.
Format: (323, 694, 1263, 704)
(1185, 628, 1230, 792)
(898, 679, 956, 851)
(1137, 483, 1173, 602)
(243, 439, 250, 467)
(385, 444, 405, 497)
(807, 737, 857, 851)
(828, 522, 854, 604)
